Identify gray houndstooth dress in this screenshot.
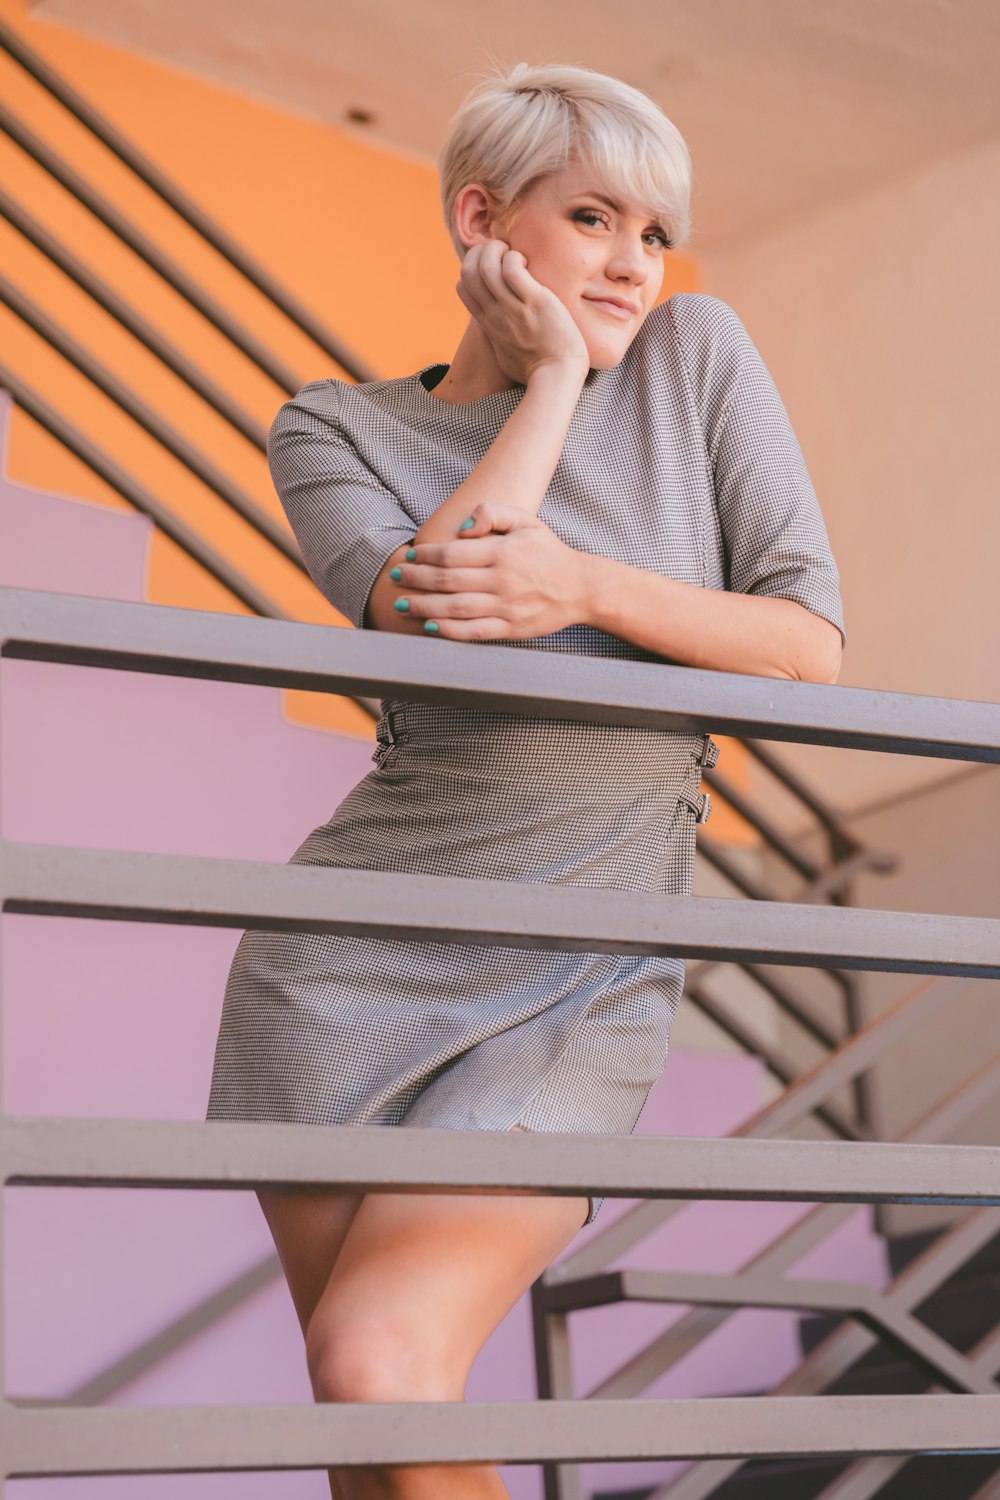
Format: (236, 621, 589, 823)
(206, 292, 847, 1227)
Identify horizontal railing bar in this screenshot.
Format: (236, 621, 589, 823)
(3, 1117, 998, 1205)
(2, 843, 997, 979)
(1, 1395, 998, 1474)
(0, 587, 997, 760)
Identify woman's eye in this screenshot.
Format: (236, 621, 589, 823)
(575, 209, 670, 250)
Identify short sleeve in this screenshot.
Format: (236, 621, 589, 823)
(267, 386, 418, 629)
(672, 295, 847, 650)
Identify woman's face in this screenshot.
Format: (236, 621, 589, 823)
(490, 158, 670, 368)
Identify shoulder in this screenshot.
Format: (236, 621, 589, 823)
(267, 379, 345, 451)
(637, 294, 763, 417)
(648, 293, 756, 372)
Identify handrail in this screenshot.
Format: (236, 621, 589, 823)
(1, 586, 997, 1485)
(0, 276, 306, 568)
(0, 15, 376, 385)
(1, 588, 997, 760)
(0, 185, 267, 448)
(0, 101, 303, 393)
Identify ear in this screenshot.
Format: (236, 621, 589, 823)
(453, 182, 502, 252)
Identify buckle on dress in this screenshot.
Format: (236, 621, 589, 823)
(679, 784, 713, 825)
(696, 734, 720, 768)
(375, 708, 408, 751)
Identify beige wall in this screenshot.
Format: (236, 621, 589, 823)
(701, 134, 1000, 822)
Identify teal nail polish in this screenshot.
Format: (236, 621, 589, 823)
(459, 518, 475, 532)
(393, 598, 410, 612)
(405, 548, 416, 561)
(388, 566, 402, 581)
(424, 621, 440, 634)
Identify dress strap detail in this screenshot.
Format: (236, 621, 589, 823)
(695, 734, 720, 769)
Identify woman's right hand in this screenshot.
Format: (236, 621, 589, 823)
(455, 239, 590, 387)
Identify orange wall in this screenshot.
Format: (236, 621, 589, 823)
(0, 0, 750, 840)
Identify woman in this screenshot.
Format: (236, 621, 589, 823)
(207, 60, 846, 1499)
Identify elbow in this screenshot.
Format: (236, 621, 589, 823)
(362, 542, 425, 634)
(790, 613, 844, 686)
(801, 646, 843, 686)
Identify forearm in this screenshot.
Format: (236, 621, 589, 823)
(578, 552, 843, 684)
(365, 364, 584, 633)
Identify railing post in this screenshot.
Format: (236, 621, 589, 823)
(531, 1277, 584, 1500)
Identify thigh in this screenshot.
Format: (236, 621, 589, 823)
(257, 1187, 365, 1338)
(309, 1180, 590, 1397)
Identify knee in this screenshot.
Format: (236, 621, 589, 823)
(307, 1318, 458, 1406)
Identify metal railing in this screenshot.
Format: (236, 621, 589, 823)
(1, 583, 998, 1489)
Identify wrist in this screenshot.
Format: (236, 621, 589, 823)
(525, 358, 588, 400)
(571, 548, 612, 629)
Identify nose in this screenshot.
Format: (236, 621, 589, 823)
(604, 232, 649, 287)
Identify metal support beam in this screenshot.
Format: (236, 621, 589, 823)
(1, 587, 997, 761)
(1, 842, 998, 978)
(3, 1115, 999, 1207)
(1, 1395, 998, 1477)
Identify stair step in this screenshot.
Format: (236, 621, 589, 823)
(595, 1453, 1000, 1499)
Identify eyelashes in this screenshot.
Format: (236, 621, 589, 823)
(573, 208, 671, 249)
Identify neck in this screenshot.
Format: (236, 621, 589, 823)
(426, 320, 520, 403)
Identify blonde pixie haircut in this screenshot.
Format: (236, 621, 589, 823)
(439, 61, 692, 260)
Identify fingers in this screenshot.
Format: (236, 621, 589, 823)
(405, 537, 496, 568)
(424, 617, 511, 642)
(462, 240, 524, 307)
(455, 276, 485, 320)
(393, 564, 491, 593)
(392, 592, 503, 621)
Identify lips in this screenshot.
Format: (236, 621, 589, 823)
(584, 297, 636, 320)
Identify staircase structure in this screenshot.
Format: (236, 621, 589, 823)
(0, 13, 998, 1498)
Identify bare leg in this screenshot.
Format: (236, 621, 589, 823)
(256, 1184, 364, 1497)
(306, 1138, 588, 1499)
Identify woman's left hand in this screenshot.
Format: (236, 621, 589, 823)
(391, 502, 589, 641)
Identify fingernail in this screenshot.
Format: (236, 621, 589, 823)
(459, 518, 475, 532)
(389, 566, 402, 581)
(424, 621, 440, 634)
(405, 548, 416, 561)
(393, 598, 410, 612)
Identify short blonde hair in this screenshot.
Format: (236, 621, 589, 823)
(438, 61, 692, 259)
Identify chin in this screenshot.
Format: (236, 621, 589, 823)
(585, 339, 636, 370)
